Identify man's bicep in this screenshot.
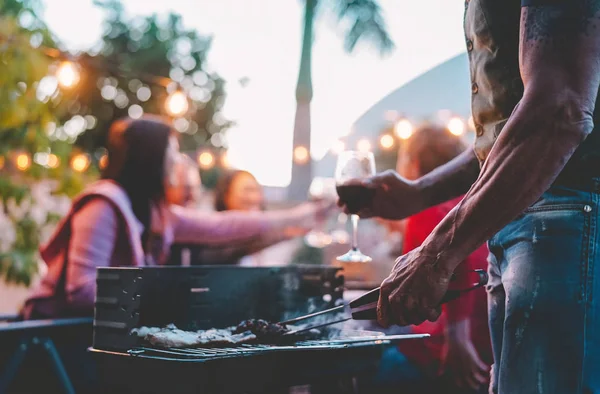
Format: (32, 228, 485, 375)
(520, 1, 600, 106)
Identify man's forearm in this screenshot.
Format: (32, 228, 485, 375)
(421, 99, 593, 271)
(417, 149, 481, 208)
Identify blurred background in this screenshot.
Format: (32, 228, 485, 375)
(0, 0, 474, 313)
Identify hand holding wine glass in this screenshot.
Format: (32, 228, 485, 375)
(335, 151, 376, 263)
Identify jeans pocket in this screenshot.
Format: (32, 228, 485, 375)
(523, 203, 590, 214)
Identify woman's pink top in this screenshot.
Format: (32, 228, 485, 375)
(22, 180, 292, 318)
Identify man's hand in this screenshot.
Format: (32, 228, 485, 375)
(336, 170, 427, 220)
(377, 246, 453, 327)
(441, 337, 489, 391)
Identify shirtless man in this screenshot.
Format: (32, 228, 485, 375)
(338, 1, 600, 392)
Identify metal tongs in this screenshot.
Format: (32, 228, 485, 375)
(280, 269, 488, 336)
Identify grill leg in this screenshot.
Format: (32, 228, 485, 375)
(0, 338, 30, 393)
(41, 338, 76, 394)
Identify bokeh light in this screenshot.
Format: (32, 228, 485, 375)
(379, 134, 395, 150)
(47, 154, 60, 169)
(56, 61, 80, 89)
(99, 154, 109, 170)
(165, 91, 189, 117)
(447, 117, 466, 136)
(71, 154, 90, 172)
(394, 119, 413, 140)
(197, 151, 215, 169)
(293, 146, 310, 164)
(15, 153, 31, 171)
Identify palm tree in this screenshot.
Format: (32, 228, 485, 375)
(288, 0, 394, 201)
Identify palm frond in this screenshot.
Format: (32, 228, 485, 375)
(334, 0, 395, 56)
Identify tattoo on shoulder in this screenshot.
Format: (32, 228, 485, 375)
(524, 1, 600, 43)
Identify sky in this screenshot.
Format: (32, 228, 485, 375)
(42, 0, 467, 186)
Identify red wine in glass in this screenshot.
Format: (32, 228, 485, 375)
(336, 184, 376, 214)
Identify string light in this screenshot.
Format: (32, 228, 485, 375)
(15, 153, 31, 171)
(197, 151, 214, 170)
(99, 154, 109, 170)
(220, 151, 230, 168)
(447, 117, 466, 136)
(0, 156, 4, 170)
(71, 154, 90, 172)
(165, 91, 189, 117)
(394, 119, 413, 140)
(47, 154, 60, 169)
(357, 139, 371, 153)
(293, 146, 310, 164)
(379, 134, 395, 150)
(56, 61, 80, 89)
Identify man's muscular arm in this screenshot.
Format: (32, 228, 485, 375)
(416, 149, 481, 208)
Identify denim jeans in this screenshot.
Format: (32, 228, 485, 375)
(487, 180, 600, 394)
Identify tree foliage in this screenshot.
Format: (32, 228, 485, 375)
(72, 0, 232, 158)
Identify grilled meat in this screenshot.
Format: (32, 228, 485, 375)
(131, 319, 303, 349)
(233, 319, 289, 338)
(132, 325, 257, 348)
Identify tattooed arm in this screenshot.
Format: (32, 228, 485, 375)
(378, 0, 600, 326)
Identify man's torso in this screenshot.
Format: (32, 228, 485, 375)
(465, 0, 600, 171)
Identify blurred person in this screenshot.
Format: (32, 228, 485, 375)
(338, 2, 600, 393)
(394, 125, 491, 393)
(22, 116, 332, 319)
(213, 169, 302, 266)
(165, 154, 203, 208)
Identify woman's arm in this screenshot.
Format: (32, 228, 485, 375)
(169, 202, 330, 258)
(66, 198, 118, 310)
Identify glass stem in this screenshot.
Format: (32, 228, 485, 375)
(351, 214, 359, 252)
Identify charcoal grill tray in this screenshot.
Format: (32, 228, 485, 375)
(91, 332, 429, 362)
(90, 333, 429, 394)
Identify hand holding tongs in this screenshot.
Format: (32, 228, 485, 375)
(280, 269, 488, 336)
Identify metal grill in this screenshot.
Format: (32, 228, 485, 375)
(124, 333, 428, 362)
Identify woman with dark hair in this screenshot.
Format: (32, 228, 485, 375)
(214, 170, 265, 213)
(210, 169, 300, 267)
(22, 116, 332, 319)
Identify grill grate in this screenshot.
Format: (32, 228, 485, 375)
(125, 333, 428, 361)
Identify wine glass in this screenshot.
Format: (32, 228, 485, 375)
(304, 177, 336, 248)
(335, 151, 376, 263)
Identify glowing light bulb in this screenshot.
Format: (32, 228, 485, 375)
(293, 146, 309, 164)
(99, 154, 109, 169)
(0, 156, 5, 170)
(56, 61, 80, 89)
(165, 91, 189, 117)
(71, 154, 90, 172)
(394, 119, 413, 140)
(220, 151, 230, 168)
(197, 151, 214, 169)
(447, 117, 466, 136)
(379, 134, 395, 150)
(16, 153, 31, 171)
(47, 154, 60, 169)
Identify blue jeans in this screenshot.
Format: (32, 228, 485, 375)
(487, 180, 600, 394)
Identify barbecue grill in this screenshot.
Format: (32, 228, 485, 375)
(90, 266, 427, 394)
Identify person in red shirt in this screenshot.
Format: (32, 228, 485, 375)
(378, 125, 492, 393)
